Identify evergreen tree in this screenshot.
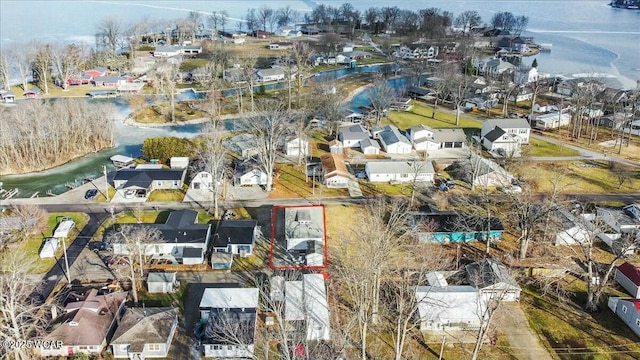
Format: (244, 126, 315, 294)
(532, 58, 538, 68)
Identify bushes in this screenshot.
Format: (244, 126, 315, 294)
(142, 137, 198, 163)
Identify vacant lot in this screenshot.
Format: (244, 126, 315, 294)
(269, 163, 348, 199)
(525, 137, 581, 157)
(386, 102, 482, 130)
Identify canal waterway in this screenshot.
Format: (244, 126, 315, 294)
(0, 64, 400, 197)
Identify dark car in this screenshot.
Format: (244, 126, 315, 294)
(84, 189, 98, 199)
(92, 242, 112, 252)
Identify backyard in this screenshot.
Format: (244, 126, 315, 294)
(524, 137, 581, 157)
(269, 163, 348, 199)
(385, 102, 482, 130)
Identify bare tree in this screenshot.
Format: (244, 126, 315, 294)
(0, 250, 47, 360)
(126, 18, 150, 53)
(50, 42, 84, 90)
(149, 63, 179, 122)
(96, 16, 123, 53)
(245, 101, 290, 192)
(107, 225, 164, 304)
(454, 10, 482, 36)
(241, 52, 258, 112)
(7, 204, 48, 244)
(0, 48, 10, 90)
(187, 11, 203, 43)
(446, 71, 472, 126)
(258, 6, 275, 32)
(31, 42, 51, 94)
(199, 118, 228, 218)
(368, 76, 396, 127)
(8, 43, 35, 90)
(291, 41, 313, 108)
(277, 6, 295, 27)
(308, 83, 345, 136)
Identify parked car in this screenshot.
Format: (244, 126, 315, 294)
(84, 189, 98, 199)
(92, 242, 112, 252)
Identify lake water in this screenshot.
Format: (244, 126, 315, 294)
(1, 0, 638, 87)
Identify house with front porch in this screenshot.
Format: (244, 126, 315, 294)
(111, 209, 211, 265)
(320, 153, 351, 188)
(365, 160, 435, 183)
(111, 307, 179, 359)
(112, 168, 186, 199)
(481, 118, 530, 155)
(409, 125, 467, 152)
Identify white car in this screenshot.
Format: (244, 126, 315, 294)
(502, 186, 523, 194)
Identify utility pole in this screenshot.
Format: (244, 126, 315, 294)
(104, 165, 110, 201)
(312, 167, 316, 195)
(62, 236, 71, 284)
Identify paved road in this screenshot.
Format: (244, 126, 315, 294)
(28, 212, 109, 303)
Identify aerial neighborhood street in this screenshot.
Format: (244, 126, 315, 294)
(1, 2, 640, 360)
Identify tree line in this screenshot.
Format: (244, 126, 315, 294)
(0, 99, 116, 175)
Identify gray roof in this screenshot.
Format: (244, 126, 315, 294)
(483, 126, 506, 142)
(485, 118, 530, 130)
(431, 128, 467, 143)
(339, 124, 370, 141)
(360, 137, 380, 149)
(116, 209, 210, 245)
(94, 75, 122, 83)
(257, 67, 285, 77)
(147, 272, 176, 283)
(466, 258, 520, 290)
(366, 161, 435, 175)
(379, 125, 411, 146)
(110, 307, 179, 352)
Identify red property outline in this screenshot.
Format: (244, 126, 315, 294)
(270, 204, 328, 270)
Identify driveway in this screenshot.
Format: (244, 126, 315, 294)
(493, 302, 553, 360)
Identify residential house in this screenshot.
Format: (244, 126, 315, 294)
(445, 154, 515, 188)
(609, 298, 640, 339)
(233, 158, 268, 186)
(338, 124, 371, 148)
(111, 209, 211, 265)
(283, 274, 331, 341)
(153, 45, 202, 57)
(409, 211, 504, 243)
(117, 80, 144, 95)
(553, 208, 594, 246)
(268, 41, 293, 50)
(597, 205, 640, 234)
(555, 79, 580, 97)
(256, 68, 285, 82)
(147, 272, 180, 294)
(300, 26, 320, 35)
(40, 290, 127, 357)
(276, 26, 295, 36)
(464, 97, 499, 111)
(343, 111, 365, 124)
(374, 125, 413, 154)
(472, 57, 516, 76)
(111, 307, 179, 359)
(496, 35, 529, 54)
(408, 125, 467, 152)
(213, 220, 259, 256)
(320, 153, 351, 188)
(68, 74, 94, 86)
(112, 168, 186, 199)
(598, 112, 633, 130)
(415, 285, 486, 331)
(94, 75, 132, 87)
(199, 287, 259, 358)
(359, 137, 381, 155)
(252, 30, 271, 38)
(84, 67, 108, 78)
(615, 262, 640, 298)
(224, 133, 259, 158)
(406, 86, 431, 100)
(0, 89, 15, 103)
(466, 258, 521, 302)
(533, 111, 571, 130)
(285, 137, 309, 157)
(328, 139, 344, 154)
(343, 50, 372, 61)
(365, 160, 435, 183)
(223, 67, 245, 84)
(481, 118, 531, 155)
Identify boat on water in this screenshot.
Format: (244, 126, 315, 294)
(609, 0, 640, 9)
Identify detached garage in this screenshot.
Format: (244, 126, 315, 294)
(39, 238, 60, 259)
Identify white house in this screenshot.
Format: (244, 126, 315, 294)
(597, 205, 640, 233)
(234, 167, 268, 186)
(554, 209, 593, 246)
(466, 259, 521, 302)
(409, 125, 467, 151)
(445, 154, 514, 188)
(375, 125, 413, 154)
(615, 262, 640, 298)
(153, 45, 202, 57)
(533, 111, 571, 130)
(200, 287, 259, 358)
(481, 118, 531, 156)
(256, 67, 285, 82)
(39, 238, 60, 259)
(170, 157, 189, 169)
(320, 153, 351, 188)
(359, 138, 381, 155)
(365, 161, 435, 183)
(147, 272, 180, 294)
(111, 307, 179, 359)
(284, 274, 331, 341)
(285, 137, 309, 157)
(213, 220, 259, 256)
(111, 210, 211, 265)
(338, 124, 371, 148)
(415, 285, 486, 331)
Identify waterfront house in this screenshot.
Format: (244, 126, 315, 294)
(224, 133, 259, 158)
(112, 168, 186, 199)
(338, 124, 371, 148)
(256, 67, 285, 82)
(199, 287, 259, 358)
(615, 262, 640, 298)
(284, 137, 309, 157)
(111, 307, 179, 359)
(213, 219, 259, 256)
(466, 258, 521, 302)
(24, 87, 40, 98)
(416, 285, 486, 331)
(84, 67, 108, 78)
(40, 290, 127, 357)
(111, 209, 211, 265)
(320, 153, 350, 188)
(365, 160, 435, 183)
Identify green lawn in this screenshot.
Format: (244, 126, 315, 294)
(147, 190, 185, 202)
(270, 163, 348, 199)
(385, 102, 482, 130)
(525, 138, 580, 157)
(138, 283, 187, 311)
(524, 160, 640, 194)
(358, 180, 411, 197)
(522, 280, 640, 360)
(178, 58, 211, 72)
(22, 213, 89, 273)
